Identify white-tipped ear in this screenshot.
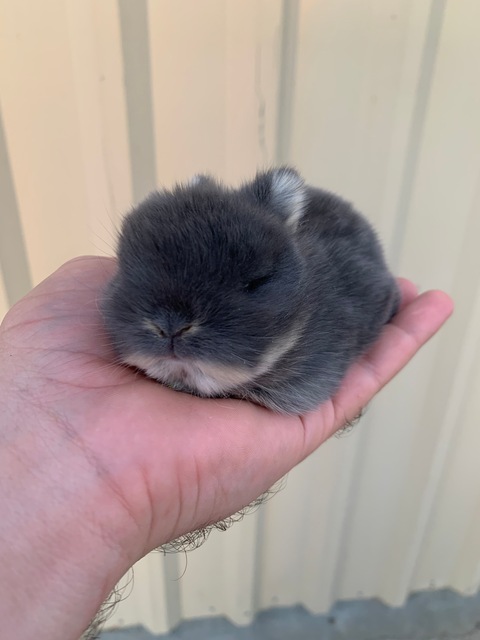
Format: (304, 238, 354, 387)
(270, 167, 306, 228)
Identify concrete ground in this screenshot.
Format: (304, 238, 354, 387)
(100, 588, 480, 640)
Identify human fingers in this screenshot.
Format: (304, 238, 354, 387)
(396, 277, 418, 310)
(300, 289, 454, 451)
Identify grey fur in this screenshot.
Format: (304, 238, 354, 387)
(101, 167, 400, 414)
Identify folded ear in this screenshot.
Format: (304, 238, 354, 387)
(242, 166, 307, 227)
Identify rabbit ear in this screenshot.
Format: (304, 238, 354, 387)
(270, 167, 306, 227)
(187, 174, 216, 187)
(243, 167, 307, 227)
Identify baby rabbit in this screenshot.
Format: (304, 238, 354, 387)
(101, 167, 400, 414)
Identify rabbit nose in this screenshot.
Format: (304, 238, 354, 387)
(152, 317, 193, 339)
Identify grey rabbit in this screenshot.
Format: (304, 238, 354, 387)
(101, 167, 400, 414)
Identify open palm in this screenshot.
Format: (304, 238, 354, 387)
(0, 256, 453, 640)
(1, 255, 453, 552)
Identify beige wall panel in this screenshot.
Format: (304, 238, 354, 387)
(254, 432, 363, 612)
(107, 555, 175, 635)
(65, 0, 133, 254)
(396, 3, 480, 291)
(412, 172, 480, 594)
(390, 0, 480, 596)
(418, 286, 480, 593)
(330, 0, 480, 607)
(261, 0, 441, 610)
(175, 517, 259, 625)
(289, 0, 423, 237)
(148, 0, 282, 187)
(0, 0, 131, 286)
(0, 0, 91, 283)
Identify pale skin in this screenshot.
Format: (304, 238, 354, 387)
(0, 256, 453, 640)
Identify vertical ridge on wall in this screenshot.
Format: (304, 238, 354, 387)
(389, 0, 446, 269)
(119, 0, 156, 204)
(105, 554, 176, 635)
(66, 0, 132, 258)
(377, 0, 436, 255)
(0, 268, 8, 320)
(256, 434, 363, 613)
(0, 110, 31, 306)
(92, 0, 133, 222)
(275, 0, 299, 164)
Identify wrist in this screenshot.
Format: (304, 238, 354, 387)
(0, 341, 145, 640)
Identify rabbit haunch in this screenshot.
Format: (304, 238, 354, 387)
(101, 167, 400, 414)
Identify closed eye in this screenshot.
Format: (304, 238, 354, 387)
(244, 273, 273, 293)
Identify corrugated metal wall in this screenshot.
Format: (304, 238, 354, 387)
(1, 0, 479, 635)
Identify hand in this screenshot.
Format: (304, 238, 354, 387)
(0, 256, 453, 640)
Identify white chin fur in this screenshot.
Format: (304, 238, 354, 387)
(124, 326, 301, 396)
(123, 354, 256, 396)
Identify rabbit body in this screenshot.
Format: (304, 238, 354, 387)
(102, 168, 399, 414)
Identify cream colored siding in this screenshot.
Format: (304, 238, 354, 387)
(1, 0, 479, 635)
